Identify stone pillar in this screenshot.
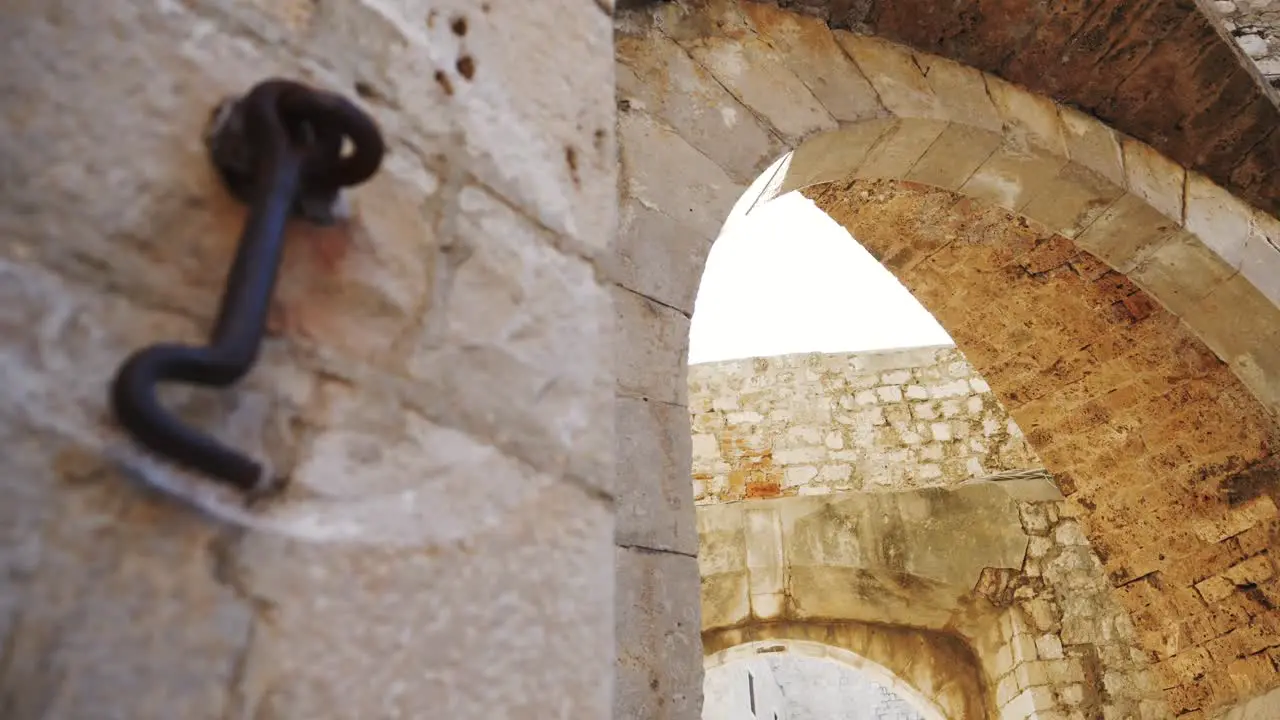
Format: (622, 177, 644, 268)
(612, 58, 736, 720)
(0, 1, 616, 717)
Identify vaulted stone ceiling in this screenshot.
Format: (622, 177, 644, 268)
(621, 0, 1280, 218)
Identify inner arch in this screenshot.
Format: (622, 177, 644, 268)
(615, 7, 1280, 715)
(704, 635, 976, 720)
(704, 649, 933, 720)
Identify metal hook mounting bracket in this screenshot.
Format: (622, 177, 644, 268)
(109, 78, 386, 498)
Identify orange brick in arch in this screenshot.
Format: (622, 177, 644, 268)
(809, 178, 1280, 713)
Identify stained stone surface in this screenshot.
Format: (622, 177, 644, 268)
(0, 1, 616, 718)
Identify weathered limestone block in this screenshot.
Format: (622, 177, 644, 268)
(1217, 683, 1280, 720)
(1205, 0, 1280, 87)
(614, 284, 691, 406)
(0, 263, 265, 719)
(0, 437, 252, 720)
(672, 17, 839, 143)
(0, 1, 617, 718)
(403, 184, 614, 491)
(688, 348, 1040, 501)
(617, 110, 743, 244)
(698, 482, 1033, 632)
(617, 395, 698, 555)
(615, 199, 713, 317)
(616, 30, 785, 183)
(616, 547, 703, 720)
(741, 6, 886, 124)
(274, 0, 618, 254)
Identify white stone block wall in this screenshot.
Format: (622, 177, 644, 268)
(688, 347, 1040, 502)
(973, 499, 1170, 720)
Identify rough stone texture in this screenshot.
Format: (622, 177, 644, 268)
(0, 1, 617, 718)
(617, 4, 1280, 715)
(617, 547, 704, 720)
(692, 347, 1165, 719)
(813, 179, 1280, 718)
(688, 348, 1038, 502)
(1207, 0, 1280, 88)
(7, 0, 1280, 718)
(697, 485, 1170, 720)
(704, 634, 988, 720)
(619, 395, 699, 555)
(1214, 683, 1280, 719)
(974, 497, 1170, 720)
(752, 0, 1280, 218)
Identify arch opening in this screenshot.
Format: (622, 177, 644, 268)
(615, 3, 1280, 718)
(704, 640, 946, 720)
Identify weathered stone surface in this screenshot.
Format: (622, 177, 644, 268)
(0, 369, 253, 720)
(689, 347, 1039, 501)
(616, 30, 785, 183)
(1205, 0, 1280, 88)
(616, 395, 698, 555)
(905, 122, 1003, 191)
(619, 1, 1280, 716)
(617, 3, 1280, 709)
(616, 547, 703, 720)
(299, 0, 618, 254)
(614, 199, 714, 317)
(8, 0, 1280, 717)
(1, 1, 618, 719)
(741, 5, 886, 124)
(404, 184, 614, 491)
(674, 28, 839, 143)
(742, 0, 1280, 216)
(616, 109, 743, 243)
(697, 483, 1031, 632)
(1218, 683, 1280, 720)
(962, 495, 1169, 720)
(231, 480, 613, 718)
(703, 628, 990, 720)
(0, 263, 274, 719)
(613, 283, 691, 405)
(811, 179, 1280, 715)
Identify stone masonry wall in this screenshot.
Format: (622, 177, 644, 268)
(688, 347, 1040, 503)
(1209, 0, 1280, 87)
(973, 497, 1169, 720)
(621, 2, 1280, 711)
(691, 347, 1165, 719)
(757, 654, 927, 720)
(0, 2, 619, 718)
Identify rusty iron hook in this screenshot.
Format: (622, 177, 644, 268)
(109, 78, 385, 496)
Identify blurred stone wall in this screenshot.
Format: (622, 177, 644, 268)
(0, 1, 617, 717)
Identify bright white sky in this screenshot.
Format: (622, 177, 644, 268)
(688, 176, 953, 365)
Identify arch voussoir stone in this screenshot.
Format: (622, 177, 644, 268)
(614, 2, 1280, 717)
(743, 21, 1280, 424)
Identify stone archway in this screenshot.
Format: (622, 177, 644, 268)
(697, 484, 1022, 719)
(704, 638, 966, 720)
(613, 2, 1280, 718)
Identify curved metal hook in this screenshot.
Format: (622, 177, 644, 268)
(109, 79, 385, 495)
